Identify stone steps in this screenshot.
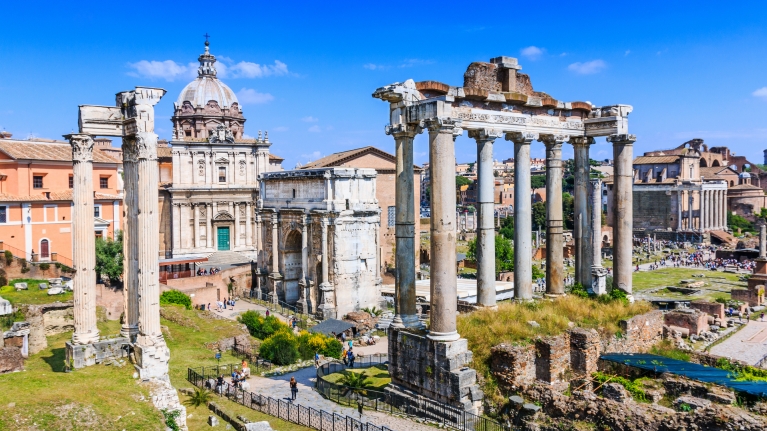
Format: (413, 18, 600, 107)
(203, 251, 252, 266)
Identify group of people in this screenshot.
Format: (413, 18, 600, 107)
(197, 266, 222, 276)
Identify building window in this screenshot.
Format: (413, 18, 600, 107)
(218, 167, 226, 182)
(94, 205, 101, 218)
(185, 130, 192, 137)
(69, 175, 73, 189)
(33, 176, 43, 189)
(0, 206, 6, 223)
(387, 206, 395, 227)
(100, 177, 109, 189)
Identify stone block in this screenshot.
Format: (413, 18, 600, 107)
(569, 327, 600, 378)
(0, 347, 23, 373)
(65, 337, 130, 369)
(14, 283, 27, 291)
(38, 283, 48, 290)
(602, 383, 630, 402)
(245, 422, 274, 431)
(208, 415, 219, 426)
(674, 395, 711, 411)
(706, 388, 735, 405)
(691, 301, 725, 320)
(535, 334, 570, 390)
(664, 309, 708, 336)
(490, 343, 536, 391)
(0, 297, 10, 316)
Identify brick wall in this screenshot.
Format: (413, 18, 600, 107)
(490, 343, 536, 391)
(690, 301, 724, 320)
(664, 310, 708, 336)
(569, 328, 600, 379)
(633, 190, 675, 230)
(602, 310, 664, 353)
(535, 334, 570, 391)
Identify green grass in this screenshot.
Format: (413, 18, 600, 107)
(321, 364, 391, 392)
(649, 339, 691, 362)
(1, 279, 73, 305)
(631, 268, 746, 301)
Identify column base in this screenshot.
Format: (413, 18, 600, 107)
(65, 337, 129, 370)
(120, 325, 138, 342)
(296, 299, 310, 314)
(392, 314, 422, 329)
(72, 330, 100, 346)
(427, 330, 460, 342)
(134, 336, 171, 380)
(316, 304, 336, 320)
(590, 266, 608, 296)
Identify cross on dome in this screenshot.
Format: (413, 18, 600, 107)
(198, 36, 216, 77)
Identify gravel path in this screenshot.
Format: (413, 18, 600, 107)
(710, 320, 767, 366)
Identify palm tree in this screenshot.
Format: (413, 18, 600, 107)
(338, 371, 372, 397)
(184, 387, 213, 408)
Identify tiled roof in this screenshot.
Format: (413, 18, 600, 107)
(300, 146, 421, 171)
(729, 184, 764, 191)
(157, 146, 172, 158)
(699, 166, 737, 177)
(0, 191, 122, 202)
(0, 139, 121, 163)
(633, 155, 681, 165)
(269, 154, 284, 161)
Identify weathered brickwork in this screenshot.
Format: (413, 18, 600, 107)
(690, 301, 724, 320)
(535, 334, 570, 391)
(490, 343, 536, 391)
(569, 328, 600, 379)
(602, 310, 664, 353)
(664, 309, 708, 336)
(633, 190, 674, 230)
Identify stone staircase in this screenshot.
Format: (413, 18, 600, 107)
(710, 230, 737, 247)
(203, 251, 252, 267)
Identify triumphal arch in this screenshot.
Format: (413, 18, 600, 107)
(374, 56, 634, 414)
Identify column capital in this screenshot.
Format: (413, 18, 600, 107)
(569, 136, 595, 147)
(607, 134, 637, 145)
(385, 123, 422, 138)
(468, 128, 504, 142)
(66, 134, 95, 162)
(505, 131, 538, 144)
(423, 117, 462, 136)
(539, 134, 570, 147)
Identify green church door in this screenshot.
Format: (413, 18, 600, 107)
(217, 227, 230, 251)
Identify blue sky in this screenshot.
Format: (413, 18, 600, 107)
(3, 1, 767, 168)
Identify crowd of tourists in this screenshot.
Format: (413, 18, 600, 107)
(197, 266, 222, 276)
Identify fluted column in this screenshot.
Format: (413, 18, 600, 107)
(297, 213, 309, 313)
(386, 123, 421, 328)
(469, 128, 503, 308)
(571, 136, 594, 288)
(121, 142, 139, 339)
(245, 202, 253, 248)
(541, 135, 567, 296)
(608, 134, 636, 294)
(425, 117, 462, 341)
(172, 203, 181, 251)
(206, 204, 213, 248)
(591, 179, 603, 266)
(317, 217, 335, 318)
(723, 189, 728, 228)
(193, 204, 199, 249)
(269, 211, 282, 303)
(67, 134, 99, 345)
(700, 189, 706, 234)
(507, 132, 538, 301)
(677, 189, 683, 231)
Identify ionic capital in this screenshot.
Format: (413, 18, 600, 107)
(468, 128, 504, 142)
(539, 134, 570, 147)
(385, 123, 423, 139)
(505, 131, 538, 145)
(66, 134, 94, 163)
(569, 136, 595, 147)
(423, 117, 462, 137)
(607, 134, 637, 145)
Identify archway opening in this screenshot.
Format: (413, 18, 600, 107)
(712, 160, 721, 167)
(700, 158, 708, 167)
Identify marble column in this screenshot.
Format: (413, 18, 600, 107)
(723, 190, 728, 228)
(269, 211, 282, 303)
(67, 134, 99, 345)
(507, 132, 538, 301)
(677, 189, 683, 231)
(206, 204, 213, 248)
(193, 204, 199, 249)
(297, 213, 309, 313)
(172, 204, 181, 250)
(469, 128, 503, 308)
(760, 223, 766, 259)
(591, 178, 607, 295)
(425, 117, 462, 341)
(700, 189, 706, 234)
(541, 135, 566, 296)
(608, 134, 637, 294)
(571, 136, 594, 288)
(386, 123, 420, 328)
(245, 202, 253, 248)
(317, 217, 335, 318)
(121, 142, 139, 339)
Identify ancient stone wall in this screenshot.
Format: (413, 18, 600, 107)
(22, 302, 74, 355)
(602, 310, 664, 353)
(535, 335, 570, 391)
(569, 328, 600, 379)
(664, 309, 708, 336)
(690, 301, 724, 320)
(633, 190, 675, 230)
(490, 343, 536, 391)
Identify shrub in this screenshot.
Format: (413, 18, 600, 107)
(4, 251, 12, 266)
(0, 269, 6, 288)
(238, 310, 288, 339)
(569, 283, 590, 298)
(20, 267, 30, 274)
(297, 330, 343, 360)
(19, 258, 27, 269)
(38, 263, 50, 271)
(259, 329, 299, 365)
(159, 290, 192, 310)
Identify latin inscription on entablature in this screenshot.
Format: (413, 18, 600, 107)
(451, 108, 585, 132)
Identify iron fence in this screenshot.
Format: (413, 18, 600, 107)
(316, 355, 508, 431)
(229, 345, 272, 370)
(242, 290, 314, 330)
(187, 366, 394, 431)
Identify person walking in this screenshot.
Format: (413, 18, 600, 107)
(761, 312, 765, 322)
(342, 347, 348, 366)
(289, 377, 298, 401)
(315, 351, 320, 368)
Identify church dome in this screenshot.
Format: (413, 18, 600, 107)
(176, 41, 238, 109)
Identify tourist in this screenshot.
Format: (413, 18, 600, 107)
(348, 350, 356, 367)
(761, 312, 765, 322)
(348, 339, 353, 349)
(266, 309, 270, 317)
(342, 347, 348, 366)
(341, 332, 347, 343)
(207, 303, 211, 312)
(289, 377, 298, 401)
(315, 351, 320, 368)
(216, 375, 225, 397)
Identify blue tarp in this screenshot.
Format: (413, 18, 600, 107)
(600, 353, 767, 397)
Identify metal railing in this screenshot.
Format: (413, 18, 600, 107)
(242, 290, 315, 330)
(228, 345, 272, 370)
(316, 354, 508, 431)
(0, 241, 74, 267)
(187, 366, 393, 431)
(192, 361, 272, 381)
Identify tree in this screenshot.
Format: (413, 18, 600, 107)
(183, 388, 213, 408)
(466, 235, 514, 273)
(95, 230, 123, 283)
(467, 162, 475, 173)
(456, 176, 472, 189)
(530, 175, 546, 189)
(160, 290, 192, 310)
(532, 201, 546, 230)
(338, 371, 373, 397)
(562, 193, 575, 230)
(499, 216, 514, 240)
(259, 329, 300, 365)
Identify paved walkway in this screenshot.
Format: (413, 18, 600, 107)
(246, 368, 432, 431)
(710, 320, 767, 365)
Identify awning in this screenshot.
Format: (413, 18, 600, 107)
(309, 319, 354, 337)
(159, 256, 209, 266)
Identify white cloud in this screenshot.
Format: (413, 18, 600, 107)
(364, 63, 385, 70)
(308, 125, 322, 133)
(228, 60, 289, 78)
(302, 116, 319, 123)
(520, 46, 544, 60)
(127, 60, 197, 81)
(272, 126, 289, 132)
(236, 88, 274, 104)
(399, 59, 433, 68)
(567, 60, 606, 75)
(242, 134, 255, 139)
(302, 151, 323, 161)
(753, 87, 767, 100)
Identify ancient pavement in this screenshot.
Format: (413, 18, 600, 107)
(709, 320, 767, 366)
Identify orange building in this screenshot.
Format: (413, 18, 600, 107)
(0, 132, 123, 264)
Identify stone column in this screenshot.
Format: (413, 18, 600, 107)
(193, 204, 199, 249)
(541, 135, 566, 296)
(571, 136, 594, 288)
(608, 134, 636, 295)
(206, 204, 213, 249)
(723, 189, 728, 228)
(699, 189, 705, 234)
(591, 179, 608, 295)
(121, 142, 139, 339)
(67, 134, 100, 345)
(297, 213, 309, 313)
(386, 123, 421, 328)
(469, 128, 503, 308)
(234, 202, 241, 247)
(677, 189, 683, 231)
(688, 191, 694, 230)
(268, 211, 282, 303)
(507, 132, 538, 301)
(425, 117, 462, 341)
(172, 204, 181, 251)
(245, 202, 253, 248)
(318, 217, 335, 319)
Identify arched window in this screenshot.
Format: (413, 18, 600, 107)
(40, 239, 50, 259)
(700, 158, 708, 167)
(711, 160, 720, 167)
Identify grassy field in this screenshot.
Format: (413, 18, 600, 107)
(1, 279, 73, 305)
(320, 364, 391, 392)
(631, 268, 746, 302)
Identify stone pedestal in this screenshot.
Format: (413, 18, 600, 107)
(591, 266, 608, 295)
(65, 337, 130, 370)
(387, 327, 483, 415)
(134, 341, 172, 380)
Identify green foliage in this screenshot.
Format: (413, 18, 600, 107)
(238, 311, 289, 339)
(499, 216, 514, 240)
(532, 201, 546, 230)
(161, 409, 181, 431)
(38, 263, 50, 271)
(468, 235, 515, 274)
(650, 339, 691, 362)
(562, 193, 575, 230)
(3, 251, 12, 266)
(530, 175, 546, 189)
(296, 330, 343, 360)
(728, 212, 755, 234)
(183, 387, 212, 408)
(569, 283, 590, 298)
(678, 403, 692, 412)
(608, 286, 629, 303)
(19, 258, 27, 269)
(0, 269, 6, 288)
(715, 357, 767, 382)
(362, 306, 383, 317)
(592, 371, 648, 402)
(95, 230, 123, 283)
(159, 290, 192, 310)
(455, 175, 472, 189)
(259, 329, 299, 365)
(531, 263, 544, 280)
(337, 370, 372, 396)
